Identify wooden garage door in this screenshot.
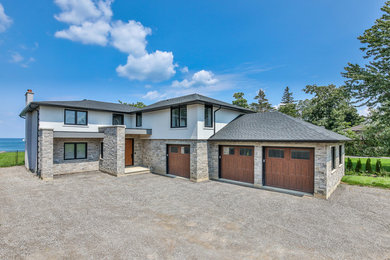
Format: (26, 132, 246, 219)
(220, 146, 254, 183)
(265, 147, 314, 193)
(168, 145, 190, 178)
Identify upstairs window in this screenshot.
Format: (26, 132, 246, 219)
(64, 109, 87, 125)
(171, 105, 187, 128)
(331, 146, 336, 170)
(112, 114, 124, 125)
(204, 104, 213, 127)
(136, 112, 142, 127)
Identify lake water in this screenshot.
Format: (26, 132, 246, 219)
(0, 138, 25, 152)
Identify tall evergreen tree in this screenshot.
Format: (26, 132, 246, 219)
(232, 92, 250, 109)
(278, 86, 299, 117)
(250, 89, 273, 112)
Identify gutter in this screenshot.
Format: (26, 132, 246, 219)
(213, 105, 222, 135)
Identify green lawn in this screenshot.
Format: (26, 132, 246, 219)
(0, 152, 25, 167)
(342, 175, 390, 189)
(345, 157, 390, 172)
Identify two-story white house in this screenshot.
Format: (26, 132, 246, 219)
(20, 90, 350, 199)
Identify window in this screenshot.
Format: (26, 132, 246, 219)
(268, 149, 284, 158)
(331, 146, 336, 170)
(100, 142, 103, 159)
(171, 105, 187, 128)
(181, 146, 190, 154)
(136, 112, 142, 127)
(170, 146, 178, 153)
(64, 143, 87, 160)
(291, 150, 310, 160)
(64, 109, 87, 125)
(240, 148, 253, 156)
(204, 104, 213, 127)
(339, 145, 342, 165)
(223, 147, 235, 155)
(112, 114, 124, 125)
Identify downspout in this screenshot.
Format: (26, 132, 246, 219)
(213, 106, 222, 135)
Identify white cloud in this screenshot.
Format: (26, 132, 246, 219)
(142, 90, 166, 100)
(9, 52, 35, 68)
(358, 106, 370, 116)
(110, 20, 151, 56)
(172, 70, 218, 88)
(116, 51, 176, 81)
(55, 20, 110, 45)
(0, 3, 12, 33)
(180, 66, 189, 73)
(54, 0, 177, 82)
(10, 52, 23, 63)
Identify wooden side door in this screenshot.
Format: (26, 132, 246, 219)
(125, 139, 133, 166)
(168, 145, 190, 178)
(265, 147, 314, 193)
(220, 146, 254, 184)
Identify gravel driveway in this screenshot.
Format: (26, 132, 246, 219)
(1, 166, 390, 259)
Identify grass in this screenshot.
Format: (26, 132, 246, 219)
(342, 175, 390, 189)
(345, 157, 390, 173)
(0, 152, 25, 167)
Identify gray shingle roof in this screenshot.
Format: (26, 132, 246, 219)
(19, 99, 138, 117)
(209, 111, 351, 142)
(138, 93, 253, 113)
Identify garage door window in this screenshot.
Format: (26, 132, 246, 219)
(170, 146, 178, 153)
(268, 149, 284, 158)
(181, 146, 190, 154)
(291, 150, 310, 160)
(240, 148, 252, 156)
(223, 147, 235, 155)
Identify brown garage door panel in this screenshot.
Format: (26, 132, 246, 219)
(220, 146, 254, 184)
(168, 145, 190, 178)
(265, 147, 314, 193)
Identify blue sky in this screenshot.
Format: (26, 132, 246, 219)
(0, 0, 385, 137)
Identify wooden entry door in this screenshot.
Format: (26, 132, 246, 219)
(168, 145, 190, 178)
(220, 146, 254, 183)
(265, 147, 314, 193)
(125, 139, 133, 166)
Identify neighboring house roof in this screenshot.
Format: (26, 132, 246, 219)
(19, 99, 139, 117)
(347, 124, 364, 132)
(137, 93, 254, 113)
(209, 111, 351, 142)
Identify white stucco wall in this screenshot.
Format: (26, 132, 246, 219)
(24, 110, 38, 172)
(39, 106, 133, 132)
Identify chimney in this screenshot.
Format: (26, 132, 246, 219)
(25, 89, 34, 105)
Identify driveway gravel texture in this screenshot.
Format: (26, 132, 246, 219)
(1, 166, 390, 259)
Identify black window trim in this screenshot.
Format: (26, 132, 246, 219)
(64, 109, 88, 126)
(331, 146, 336, 170)
(112, 113, 124, 125)
(204, 104, 213, 128)
(64, 142, 87, 160)
(136, 112, 142, 127)
(170, 105, 187, 128)
(339, 145, 342, 165)
(100, 142, 104, 159)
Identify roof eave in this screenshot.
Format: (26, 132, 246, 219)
(208, 138, 351, 143)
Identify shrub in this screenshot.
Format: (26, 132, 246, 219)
(365, 158, 372, 173)
(346, 158, 353, 171)
(355, 159, 362, 173)
(376, 159, 382, 173)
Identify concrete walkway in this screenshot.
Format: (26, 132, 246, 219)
(1, 166, 390, 259)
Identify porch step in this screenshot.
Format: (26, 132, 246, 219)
(123, 166, 151, 176)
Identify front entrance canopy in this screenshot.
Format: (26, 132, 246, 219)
(53, 131, 104, 139)
(125, 128, 152, 135)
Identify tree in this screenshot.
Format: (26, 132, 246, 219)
(376, 159, 382, 173)
(342, 1, 390, 109)
(278, 86, 299, 117)
(298, 85, 363, 132)
(250, 89, 273, 112)
(232, 92, 250, 109)
(365, 158, 372, 173)
(355, 159, 362, 173)
(346, 157, 353, 171)
(118, 100, 147, 108)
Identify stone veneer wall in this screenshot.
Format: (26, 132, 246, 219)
(326, 143, 345, 198)
(208, 141, 345, 199)
(52, 138, 101, 175)
(38, 128, 53, 180)
(142, 139, 209, 182)
(99, 126, 125, 176)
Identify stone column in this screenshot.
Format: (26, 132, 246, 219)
(253, 145, 263, 187)
(99, 126, 125, 176)
(38, 128, 53, 180)
(314, 144, 327, 198)
(190, 140, 209, 182)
